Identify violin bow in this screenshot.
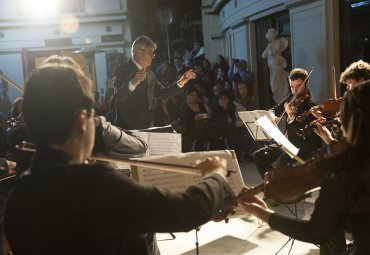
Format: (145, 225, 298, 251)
(0, 70, 24, 94)
(16, 141, 237, 177)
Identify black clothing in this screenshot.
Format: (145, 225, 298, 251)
(112, 60, 181, 130)
(269, 152, 370, 255)
(178, 102, 209, 152)
(273, 95, 321, 157)
(253, 96, 322, 176)
(4, 148, 234, 255)
(209, 103, 241, 154)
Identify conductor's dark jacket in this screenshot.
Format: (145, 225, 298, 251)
(112, 59, 181, 130)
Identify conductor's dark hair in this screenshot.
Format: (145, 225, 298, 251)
(22, 64, 95, 147)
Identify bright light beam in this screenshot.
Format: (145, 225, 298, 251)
(20, 0, 59, 18)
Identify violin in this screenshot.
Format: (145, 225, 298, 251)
(296, 118, 341, 139)
(297, 67, 341, 122)
(214, 140, 348, 221)
(296, 97, 342, 122)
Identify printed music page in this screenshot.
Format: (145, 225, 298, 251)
(238, 110, 275, 141)
(132, 150, 246, 218)
(256, 116, 299, 156)
(131, 131, 182, 156)
(115, 131, 181, 171)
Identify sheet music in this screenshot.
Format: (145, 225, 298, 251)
(115, 131, 181, 170)
(238, 110, 275, 141)
(132, 131, 182, 156)
(256, 116, 299, 157)
(133, 150, 245, 218)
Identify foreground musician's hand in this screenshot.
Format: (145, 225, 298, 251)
(312, 118, 334, 144)
(238, 186, 274, 223)
(195, 156, 227, 177)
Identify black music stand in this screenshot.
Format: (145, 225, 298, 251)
(194, 227, 201, 255)
(275, 203, 298, 255)
(238, 110, 275, 142)
(253, 116, 305, 254)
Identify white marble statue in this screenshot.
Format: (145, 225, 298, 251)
(262, 28, 290, 103)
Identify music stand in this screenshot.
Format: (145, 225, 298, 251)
(275, 203, 298, 255)
(255, 116, 304, 255)
(238, 110, 275, 142)
(255, 116, 304, 164)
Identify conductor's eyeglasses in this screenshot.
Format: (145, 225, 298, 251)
(140, 49, 155, 57)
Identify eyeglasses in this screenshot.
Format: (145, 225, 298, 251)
(140, 49, 155, 57)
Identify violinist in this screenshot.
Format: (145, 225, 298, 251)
(340, 60, 370, 90)
(3, 63, 235, 255)
(253, 68, 322, 178)
(240, 82, 370, 255)
(313, 60, 370, 145)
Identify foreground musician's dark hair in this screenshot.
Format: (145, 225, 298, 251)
(22, 64, 95, 147)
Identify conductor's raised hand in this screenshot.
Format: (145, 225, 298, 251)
(132, 70, 148, 87)
(195, 156, 227, 177)
(177, 69, 197, 87)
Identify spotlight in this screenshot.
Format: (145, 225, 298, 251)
(19, 0, 59, 18)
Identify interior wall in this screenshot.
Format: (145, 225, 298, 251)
(290, 0, 329, 102)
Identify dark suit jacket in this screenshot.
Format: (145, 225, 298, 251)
(4, 148, 234, 255)
(272, 94, 322, 158)
(112, 60, 181, 130)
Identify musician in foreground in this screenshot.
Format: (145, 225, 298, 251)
(240, 82, 370, 255)
(3, 64, 234, 255)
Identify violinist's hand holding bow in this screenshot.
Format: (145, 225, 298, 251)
(284, 102, 297, 122)
(238, 187, 274, 223)
(312, 118, 334, 145)
(195, 156, 227, 178)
